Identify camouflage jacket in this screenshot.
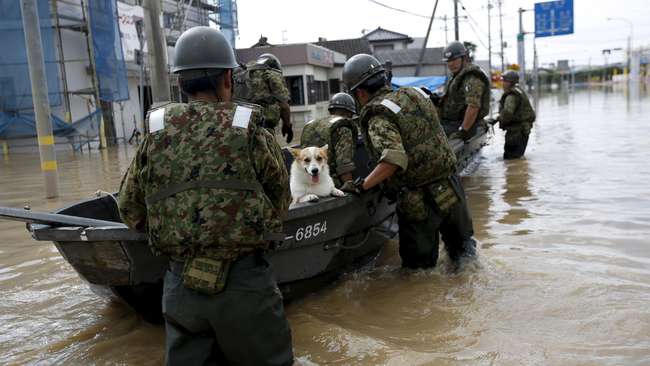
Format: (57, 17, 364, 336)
(245, 64, 290, 130)
(499, 86, 536, 132)
(359, 86, 457, 193)
(118, 101, 290, 260)
(300, 115, 357, 178)
(439, 63, 491, 122)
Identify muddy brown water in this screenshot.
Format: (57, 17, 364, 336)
(1, 86, 649, 365)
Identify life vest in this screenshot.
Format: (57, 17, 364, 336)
(498, 86, 536, 130)
(142, 101, 278, 260)
(440, 63, 491, 122)
(360, 86, 457, 191)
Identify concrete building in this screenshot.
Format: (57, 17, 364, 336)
(4, 0, 218, 151)
(316, 27, 447, 78)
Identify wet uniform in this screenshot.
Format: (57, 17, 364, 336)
(300, 115, 357, 185)
(439, 63, 491, 136)
(498, 86, 536, 159)
(118, 101, 293, 365)
(246, 63, 290, 133)
(359, 86, 477, 268)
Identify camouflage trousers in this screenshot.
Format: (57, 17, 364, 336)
(397, 175, 477, 269)
(504, 127, 530, 159)
(163, 253, 293, 366)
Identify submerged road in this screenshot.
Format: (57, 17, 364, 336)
(1, 85, 649, 365)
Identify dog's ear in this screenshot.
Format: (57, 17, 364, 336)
(289, 148, 302, 158)
(321, 144, 328, 153)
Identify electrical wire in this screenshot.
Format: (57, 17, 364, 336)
(367, 0, 430, 19)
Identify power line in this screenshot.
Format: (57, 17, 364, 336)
(465, 18, 490, 51)
(457, 0, 489, 38)
(367, 0, 430, 19)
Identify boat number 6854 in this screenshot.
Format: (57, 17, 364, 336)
(295, 221, 328, 241)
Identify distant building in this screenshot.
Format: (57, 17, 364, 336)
(317, 27, 447, 78)
(2, 0, 222, 152)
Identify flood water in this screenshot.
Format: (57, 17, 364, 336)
(1, 86, 649, 365)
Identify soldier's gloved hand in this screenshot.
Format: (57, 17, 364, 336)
(429, 93, 442, 106)
(340, 177, 366, 195)
(450, 128, 471, 141)
(282, 123, 294, 144)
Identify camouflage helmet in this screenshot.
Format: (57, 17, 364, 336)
(328, 92, 356, 114)
(442, 41, 468, 62)
(172, 27, 237, 73)
(256, 53, 282, 71)
(501, 70, 519, 83)
(342, 54, 386, 92)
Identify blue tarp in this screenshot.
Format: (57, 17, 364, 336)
(0, 0, 61, 112)
(391, 76, 447, 93)
(88, 0, 130, 102)
(0, 110, 102, 140)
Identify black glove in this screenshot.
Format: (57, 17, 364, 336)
(282, 123, 294, 144)
(485, 117, 498, 126)
(430, 93, 442, 107)
(340, 177, 365, 195)
(450, 128, 471, 141)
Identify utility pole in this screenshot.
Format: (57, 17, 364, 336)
(20, 0, 59, 198)
(454, 0, 459, 41)
(517, 8, 526, 86)
(487, 1, 492, 76)
(415, 0, 440, 76)
(498, 0, 505, 72)
(135, 19, 146, 132)
(533, 37, 538, 92)
(143, 0, 171, 103)
(443, 15, 449, 45)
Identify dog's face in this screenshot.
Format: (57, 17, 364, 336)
(290, 146, 329, 184)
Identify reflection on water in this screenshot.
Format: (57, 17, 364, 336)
(498, 159, 532, 228)
(1, 85, 650, 365)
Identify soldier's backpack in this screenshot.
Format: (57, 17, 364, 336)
(233, 62, 270, 102)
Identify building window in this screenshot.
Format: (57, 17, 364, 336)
(163, 13, 176, 29)
(373, 44, 394, 52)
(329, 79, 341, 94)
(307, 75, 329, 105)
(285, 76, 304, 106)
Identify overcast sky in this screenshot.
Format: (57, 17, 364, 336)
(235, 0, 649, 69)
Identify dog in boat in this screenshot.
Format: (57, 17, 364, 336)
(289, 145, 345, 204)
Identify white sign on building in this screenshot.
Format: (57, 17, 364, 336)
(117, 2, 147, 62)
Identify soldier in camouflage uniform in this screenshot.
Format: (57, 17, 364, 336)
(117, 27, 293, 366)
(435, 41, 491, 140)
(300, 92, 358, 185)
(497, 70, 536, 159)
(341, 54, 477, 269)
(235, 53, 294, 143)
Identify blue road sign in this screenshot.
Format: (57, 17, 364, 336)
(535, 0, 574, 37)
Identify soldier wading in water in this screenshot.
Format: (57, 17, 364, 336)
(118, 27, 293, 365)
(434, 41, 491, 141)
(496, 70, 536, 159)
(340, 54, 477, 270)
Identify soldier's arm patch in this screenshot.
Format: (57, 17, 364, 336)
(232, 106, 252, 129)
(329, 116, 343, 124)
(149, 108, 165, 133)
(413, 87, 429, 99)
(380, 99, 401, 114)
